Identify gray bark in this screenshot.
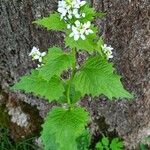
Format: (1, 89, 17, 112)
(0, 0, 150, 149)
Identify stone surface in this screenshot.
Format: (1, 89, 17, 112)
(0, 0, 150, 149)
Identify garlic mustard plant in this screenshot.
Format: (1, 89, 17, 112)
(29, 46, 46, 67)
(101, 44, 113, 59)
(11, 0, 133, 149)
(29, 46, 40, 62)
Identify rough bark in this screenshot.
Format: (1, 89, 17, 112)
(0, 0, 150, 149)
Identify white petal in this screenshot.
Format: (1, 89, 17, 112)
(74, 4, 80, 8)
(68, 10, 72, 15)
(37, 64, 41, 68)
(75, 14, 80, 18)
(32, 46, 39, 51)
(85, 30, 90, 35)
(39, 57, 42, 62)
(75, 20, 80, 27)
(86, 21, 91, 28)
(82, 13, 86, 17)
(67, 24, 71, 29)
(66, 6, 71, 10)
(108, 55, 113, 59)
(73, 9, 78, 15)
(33, 55, 40, 60)
(72, 26, 79, 34)
(103, 44, 107, 48)
(69, 32, 74, 37)
(74, 34, 80, 41)
(80, 1, 86, 6)
(64, 17, 67, 20)
(88, 29, 94, 34)
(41, 52, 46, 57)
(62, 9, 67, 16)
(36, 51, 41, 56)
(109, 47, 114, 51)
(58, 1, 66, 7)
(68, 14, 72, 19)
(29, 46, 39, 56)
(81, 34, 86, 40)
(57, 7, 64, 13)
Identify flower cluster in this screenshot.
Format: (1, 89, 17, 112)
(29, 46, 46, 67)
(57, 0, 94, 41)
(69, 20, 94, 41)
(101, 44, 113, 60)
(58, 0, 86, 20)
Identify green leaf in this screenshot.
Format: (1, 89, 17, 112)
(76, 129, 91, 150)
(80, 5, 106, 22)
(102, 137, 109, 147)
(73, 56, 133, 100)
(41, 107, 89, 150)
(110, 138, 124, 150)
(33, 12, 66, 31)
(96, 136, 110, 150)
(96, 142, 104, 150)
(96, 37, 106, 57)
(97, 37, 104, 52)
(65, 26, 97, 52)
(11, 70, 65, 102)
(139, 143, 148, 150)
(80, 4, 96, 22)
(40, 133, 59, 150)
(39, 47, 75, 81)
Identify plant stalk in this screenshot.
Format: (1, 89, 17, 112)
(67, 48, 77, 105)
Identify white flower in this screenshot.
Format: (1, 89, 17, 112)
(57, 0, 86, 20)
(69, 20, 93, 41)
(58, 1, 67, 19)
(67, 24, 71, 29)
(29, 46, 40, 58)
(72, 9, 80, 18)
(29, 46, 46, 63)
(83, 21, 91, 28)
(58, 7, 67, 19)
(101, 44, 113, 59)
(69, 25, 80, 41)
(83, 21, 94, 35)
(80, 1, 86, 6)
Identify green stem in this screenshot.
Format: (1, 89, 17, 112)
(67, 48, 77, 105)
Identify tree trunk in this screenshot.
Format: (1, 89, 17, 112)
(0, 0, 149, 149)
